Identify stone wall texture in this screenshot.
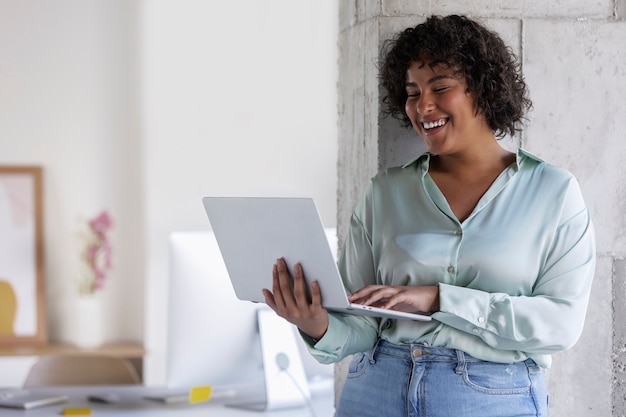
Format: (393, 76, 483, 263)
(336, 1, 626, 415)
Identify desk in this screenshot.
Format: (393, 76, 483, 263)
(0, 380, 335, 416)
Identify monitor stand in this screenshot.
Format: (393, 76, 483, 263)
(227, 307, 311, 411)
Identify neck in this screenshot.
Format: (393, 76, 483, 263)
(430, 139, 515, 177)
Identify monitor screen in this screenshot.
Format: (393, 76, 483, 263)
(166, 230, 335, 390)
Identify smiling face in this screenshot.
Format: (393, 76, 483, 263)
(404, 59, 493, 156)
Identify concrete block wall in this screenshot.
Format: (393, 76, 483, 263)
(336, 1, 626, 415)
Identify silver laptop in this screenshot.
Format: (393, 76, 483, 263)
(202, 197, 432, 322)
(0, 391, 68, 410)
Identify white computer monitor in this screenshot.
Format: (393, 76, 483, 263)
(166, 230, 335, 408)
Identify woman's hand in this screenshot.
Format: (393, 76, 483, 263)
(348, 285, 440, 313)
(262, 258, 329, 340)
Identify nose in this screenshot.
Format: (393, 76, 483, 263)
(416, 93, 435, 115)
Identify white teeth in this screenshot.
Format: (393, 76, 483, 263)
(422, 119, 447, 130)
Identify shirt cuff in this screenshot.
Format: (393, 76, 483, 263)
(434, 283, 491, 333)
(300, 314, 350, 352)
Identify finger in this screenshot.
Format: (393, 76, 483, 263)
(271, 263, 287, 311)
(292, 263, 310, 306)
(310, 280, 323, 308)
(276, 258, 297, 308)
(262, 288, 278, 311)
(349, 286, 381, 304)
(359, 287, 398, 307)
(348, 285, 384, 302)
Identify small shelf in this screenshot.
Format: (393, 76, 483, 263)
(0, 341, 146, 382)
(0, 341, 145, 358)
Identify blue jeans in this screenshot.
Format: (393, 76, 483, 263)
(337, 340, 548, 417)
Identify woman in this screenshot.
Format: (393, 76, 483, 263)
(263, 15, 595, 416)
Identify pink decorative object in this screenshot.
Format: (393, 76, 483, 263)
(80, 210, 113, 294)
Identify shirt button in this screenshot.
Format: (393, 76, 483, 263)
(478, 316, 486, 324)
(454, 230, 462, 235)
(472, 327, 480, 333)
(447, 266, 455, 273)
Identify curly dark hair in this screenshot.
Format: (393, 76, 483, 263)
(380, 15, 531, 138)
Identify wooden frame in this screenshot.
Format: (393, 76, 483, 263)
(0, 166, 46, 345)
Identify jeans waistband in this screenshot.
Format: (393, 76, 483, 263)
(371, 339, 485, 364)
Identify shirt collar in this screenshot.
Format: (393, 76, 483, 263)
(402, 152, 430, 169)
(516, 147, 544, 166)
(401, 147, 544, 170)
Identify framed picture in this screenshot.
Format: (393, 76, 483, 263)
(0, 166, 46, 346)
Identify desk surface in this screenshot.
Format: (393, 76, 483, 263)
(0, 380, 335, 416)
(0, 342, 145, 358)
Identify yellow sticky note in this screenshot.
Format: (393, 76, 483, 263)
(188, 385, 212, 404)
(62, 408, 92, 415)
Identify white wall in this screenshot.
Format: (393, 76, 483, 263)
(141, 0, 338, 384)
(0, 0, 143, 347)
(0, 0, 338, 386)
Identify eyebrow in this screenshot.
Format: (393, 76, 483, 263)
(405, 75, 457, 88)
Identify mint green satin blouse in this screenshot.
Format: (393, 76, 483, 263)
(307, 149, 595, 368)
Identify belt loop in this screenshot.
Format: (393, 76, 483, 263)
(369, 338, 382, 364)
(454, 349, 466, 374)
